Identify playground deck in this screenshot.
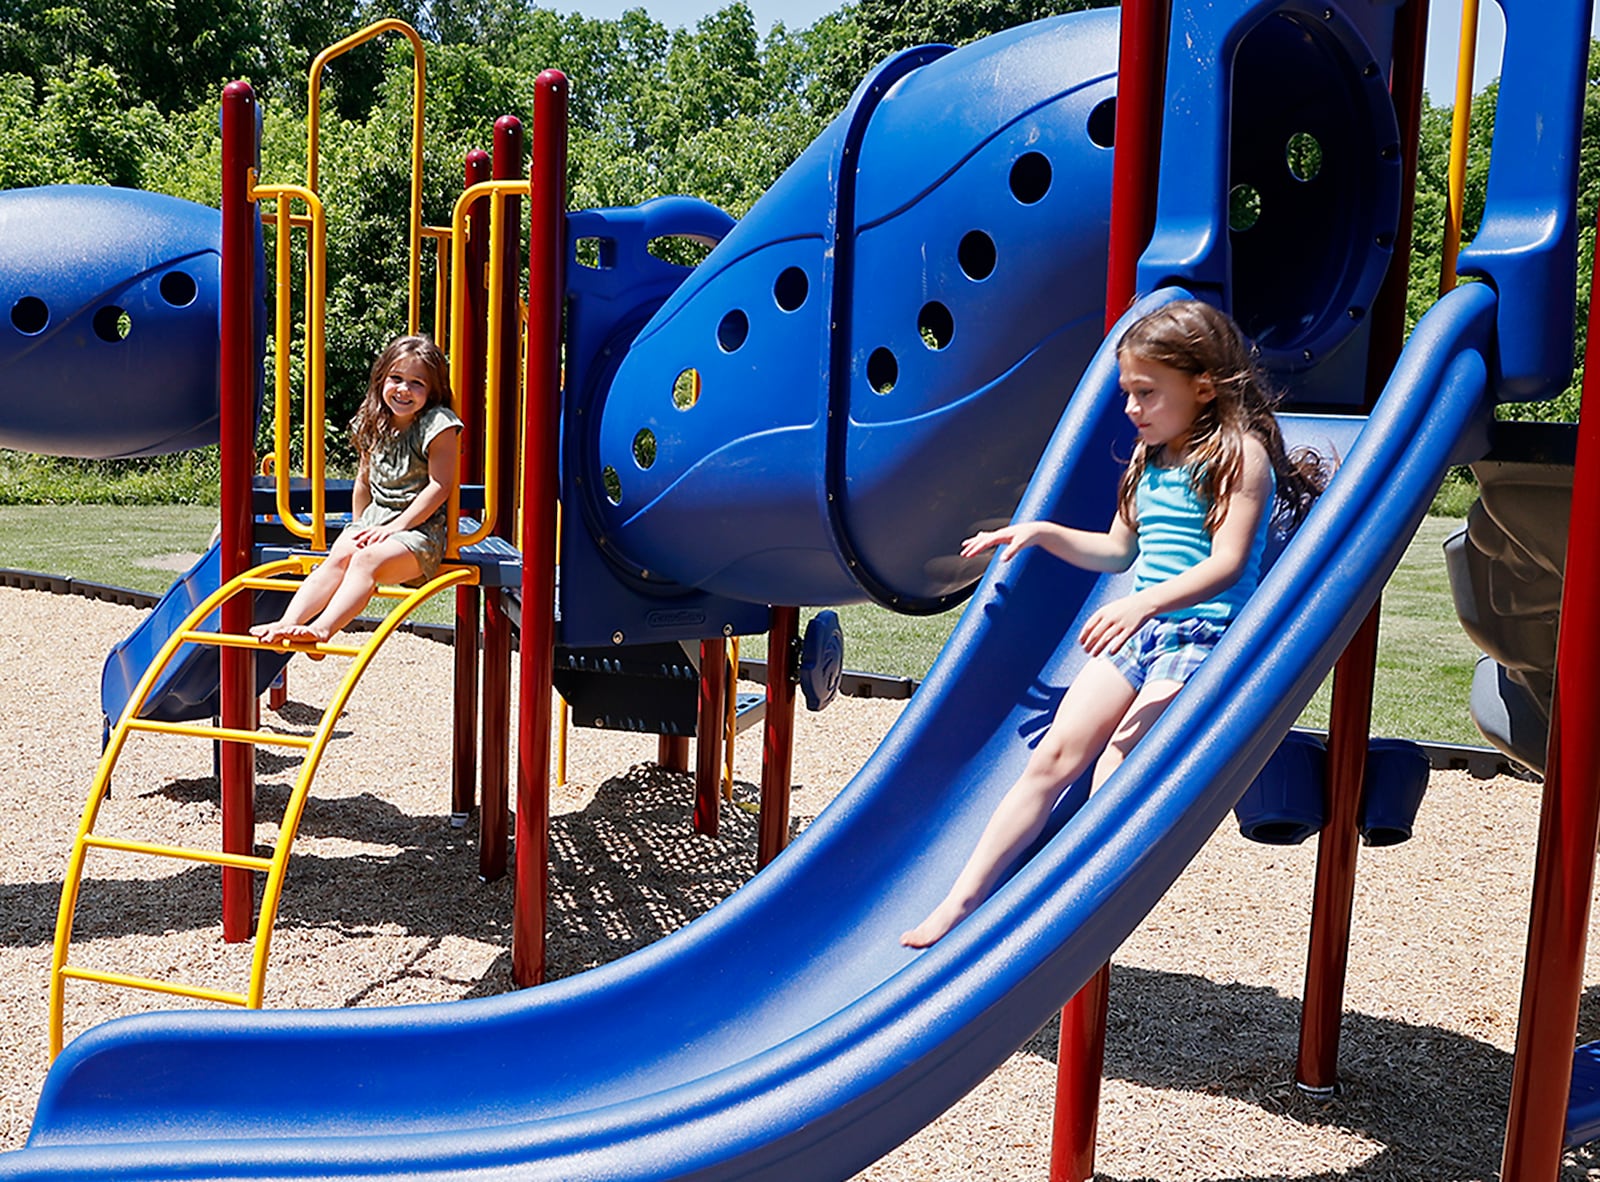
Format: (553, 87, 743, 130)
(0, 584, 1593, 1178)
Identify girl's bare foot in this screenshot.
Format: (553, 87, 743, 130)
(251, 622, 328, 647)
(900, 897, 977, 948)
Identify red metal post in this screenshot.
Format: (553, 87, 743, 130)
(479, 118, 525, 877)
(757, 606, 799, 868)
(658, 735, 690, 772)
(1498, 194, 1600, 1182)
(218, 80, 260, 942)
(513, 71, 567, 988)
(1295, 607, 1378, 1090)
(694, 638, 727, 836)
(452, 147, 491, 823)
(1051, 2, 1169, 1174)
(1295, 0, 1428, 1090)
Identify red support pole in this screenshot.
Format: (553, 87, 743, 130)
(218, 80, 259, 943)
(1295, 0, 1428, 1091)
(1051, 3, 1168, 1175)
(480, 118, 525, 877)
(1295, 606, 1378, 1090)
(1498, 196, 1600, 1182)
(452, 147, 491, 824)
(513, 71, 567, 988)
(757, 606, 799, 868)
(694, 638, 727, 836)
(658, 735, 690, 772)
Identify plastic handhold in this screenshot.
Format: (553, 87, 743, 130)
(797, 609, 845, 712)
(1233, 730, 1327, 845)
(1359, 737, 1430, 847)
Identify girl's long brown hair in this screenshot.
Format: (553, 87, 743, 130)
(349, 335, 453, 456)
(1114, 300, 1328, 535)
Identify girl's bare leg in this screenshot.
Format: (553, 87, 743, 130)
(250, 533, 360, 643)
(901, 659, 1137, 948)
(253, 539, 421, 645)
(1088, 678, 1184, 791)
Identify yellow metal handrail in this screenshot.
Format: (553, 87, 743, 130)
(1440, 0, 1480, 294)
(253, 181, 329, 549)
(307, 19, 427, 334)
(447, 178, 527, 551)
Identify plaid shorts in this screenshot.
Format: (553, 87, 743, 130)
(1105, 617, 1229, 692)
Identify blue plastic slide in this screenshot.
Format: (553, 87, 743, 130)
(0, 283, 1497, 1181)
(99, 540, 292, 735)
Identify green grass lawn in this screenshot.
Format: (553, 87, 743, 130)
(0, 505, 1486, 747)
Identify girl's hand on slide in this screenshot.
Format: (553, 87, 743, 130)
(1078, 595, 1149, 657)
(960, 525, 1028, 561)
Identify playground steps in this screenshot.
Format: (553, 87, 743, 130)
(50, 555, 479, 1058)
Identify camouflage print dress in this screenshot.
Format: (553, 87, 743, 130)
(355, 403, 463, 584)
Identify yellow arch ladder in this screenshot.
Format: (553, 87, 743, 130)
(48, 555, 478, 1057)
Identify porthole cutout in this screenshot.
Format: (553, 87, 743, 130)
(918, 302, 954, 351)
(774, 266, 809, 312)
(602, 465, 622, 505)
(632, 428, 657, 470)
(717, 309, 749, 353)
(1087, 97, 1116, 148)
(1286, 132, 1322, 182)
(160, 270, 198, 307)
(1009, 152, 1052, 204)
(11, 296, 48, 335)
(1228, 184, 1263, 232)
(867, 347, 898, 395)
(672, 368, 701, 410)
(958, 230, 997, 281)
(93, 305, 131, 342)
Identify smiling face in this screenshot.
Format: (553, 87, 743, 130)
(1117, 349, 1215, 457)
(380, 355, 434, 429)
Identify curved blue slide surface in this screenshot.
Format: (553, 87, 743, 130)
(0, 283, 1496, 1180)
(100, 540, 292, 732)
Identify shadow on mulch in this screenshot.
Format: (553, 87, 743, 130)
(1019, 965, 1600, 1180)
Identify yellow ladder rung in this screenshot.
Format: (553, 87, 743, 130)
(58, 965, 249, 1007)
(240, 575, 312, 593)
(81, 834, 274, 873)
(180, 629, 365, 658)
(125, 720, 315, 748)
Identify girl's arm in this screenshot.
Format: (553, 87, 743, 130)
(1078, 436, 1272, 656)
(351, 456, 372, 518)
(962, 515, 1138, 574)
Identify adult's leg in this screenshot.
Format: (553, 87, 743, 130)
(901, 659, 1137, 947)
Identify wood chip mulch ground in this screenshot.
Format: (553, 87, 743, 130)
(2, 584, 1599, 1179)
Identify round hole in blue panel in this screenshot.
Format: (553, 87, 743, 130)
(1009, 152, 1052, 204)
(774, 266, 809, 312)
(160, 270, 198, 307)
(93, 305, 130, 342)
(632, 428, 657, 470)
(958, 231, 996, 281)
(717, 309, 749, 353)
(1087, 97, 1116, 149)
(11, 296, 47, 335)
(867, 347, 898, 395)
(918, 301, 954, 351)
(602, 465, 622, 505)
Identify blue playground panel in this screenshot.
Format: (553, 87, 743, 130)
(573, 13, 1117, 614)
(0, 186, 232, 458)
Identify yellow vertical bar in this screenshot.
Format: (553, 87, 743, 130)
(1440, 0, 1480, 295)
